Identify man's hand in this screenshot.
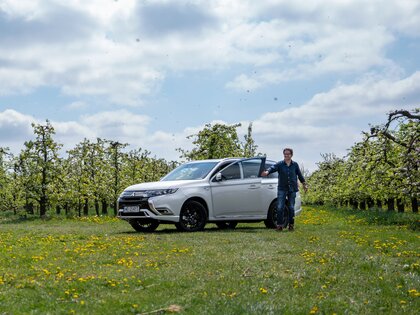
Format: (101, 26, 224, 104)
(303, 183, 308, 192)
(261, 170, 269, 177)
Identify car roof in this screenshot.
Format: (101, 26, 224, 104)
(185, 157, 270, 164)
(185, 158, 240, 164)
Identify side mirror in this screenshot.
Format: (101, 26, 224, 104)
(215, 172, 222, 182)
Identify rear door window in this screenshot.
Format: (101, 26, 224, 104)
(220, 163, 241, 180)
(265, 161, 278, 179)
(242, 159, 263, 178)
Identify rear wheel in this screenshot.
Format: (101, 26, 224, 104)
(264, 201, 289, 228)
(216, 221, 238, 229)
(175, 200, 207, 232)
(264, 202, 277, 228)
(129, 219, 159, 232)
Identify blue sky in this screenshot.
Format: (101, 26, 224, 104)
(0, 0, 419, 172)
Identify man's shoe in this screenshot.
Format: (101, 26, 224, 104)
(275, 225, 283, 231)
(288, 224, 294, 231)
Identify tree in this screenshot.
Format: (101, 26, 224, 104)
(304, 108, 419, 213)
(107, 141, 128, 215)
(0, 148, 15, 213)
(242, 122, 259, 157)
(178, 122, 261, 160)
(367, 109, 419, 212)
(19, 121, 62, 217)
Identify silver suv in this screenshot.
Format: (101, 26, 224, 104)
(117, 157, 302, 232)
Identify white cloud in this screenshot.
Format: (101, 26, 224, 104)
(0, 109, 36, 152)
(247, 71, 420, 170)
(0, 71, 418, 169)
(66, 101, 87, 110)
(1, 0, 419, 101)
(0, 1, 419, 171)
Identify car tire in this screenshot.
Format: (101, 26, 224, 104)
(129, 219, 159, 232)
(216, 221, 238, 229)
(264, 201, 289, 228)
(175, 200, 207, 232)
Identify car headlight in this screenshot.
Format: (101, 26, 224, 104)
(119, 189, 178, 198)
(145, 188, 179, 197)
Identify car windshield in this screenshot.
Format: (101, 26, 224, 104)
(161, 161, 219, 181)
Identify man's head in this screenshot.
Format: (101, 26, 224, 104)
(283, 148, 293, 157)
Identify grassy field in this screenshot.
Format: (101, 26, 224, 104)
(0, 206, 419, 315)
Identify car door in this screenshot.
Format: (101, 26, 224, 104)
(210, 157, 266, 217)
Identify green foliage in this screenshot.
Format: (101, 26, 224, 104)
(0, 148, 15, 214)
(242, 122, 259, 157)
(18, 121, 62, 216)
(178, 122, 261, 160)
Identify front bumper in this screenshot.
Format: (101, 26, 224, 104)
(117, 194, 182, 223)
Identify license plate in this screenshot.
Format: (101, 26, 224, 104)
(124, 206, 140, 213)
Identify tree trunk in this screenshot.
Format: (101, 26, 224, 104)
(83, 198, 89, 216)
(396, 198, 405, 213)
(40, 146, 48, 217)
(360, 200, 366, 210)
(411, 197, 418, 213)
(367, 198, 374, 209)
(350, 199, 358, 210)
(39, 196, 47, 217)
(376, 200, 382, 209)
(101, 200, 108, 215)
(56, 204, 61, 215)
(113, 201, 118, 216)
(25, 201, 34, 215)
(95, 200, 100, 216)
(65, 202, 69, 216)
(78, 200, 82, 217)
(387, 198, 395, 212)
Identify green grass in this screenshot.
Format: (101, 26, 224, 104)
(0, 207, 419, 314)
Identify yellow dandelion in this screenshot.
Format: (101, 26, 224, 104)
(259, 287, 268, 294)
(408, 289, 420, 297)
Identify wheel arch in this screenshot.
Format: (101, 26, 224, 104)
(182, 197, 209, 219)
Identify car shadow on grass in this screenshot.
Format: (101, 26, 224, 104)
(117, 225, 269, 235)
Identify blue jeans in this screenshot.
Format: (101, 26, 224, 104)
(277, 190, 296, 227)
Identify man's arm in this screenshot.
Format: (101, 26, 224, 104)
(296, 163, 308, 192)
(261, 163, 278, 177)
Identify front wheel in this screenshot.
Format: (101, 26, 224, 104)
(175, 200, 207, 232)
(129, 219, 159, 232)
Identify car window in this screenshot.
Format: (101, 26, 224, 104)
(220, 163, 241, 180)
(242, 159, 263, 178)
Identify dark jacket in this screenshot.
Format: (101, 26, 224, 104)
(267, 160, 305, 192)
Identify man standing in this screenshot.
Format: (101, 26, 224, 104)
(261, 148, 308, 231)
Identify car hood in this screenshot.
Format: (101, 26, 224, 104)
(124, 180, 201, 191)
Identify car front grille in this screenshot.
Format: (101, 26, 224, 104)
(118, 197, 151, 211)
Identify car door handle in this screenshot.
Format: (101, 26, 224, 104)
(248, 184, 259, 189)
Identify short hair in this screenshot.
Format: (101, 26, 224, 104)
(283, 148, 293, 156)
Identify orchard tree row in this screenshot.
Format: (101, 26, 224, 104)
(0, 121, 177, 217)
(0, 121, 259, 217)
(305, 109, 419, 213)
